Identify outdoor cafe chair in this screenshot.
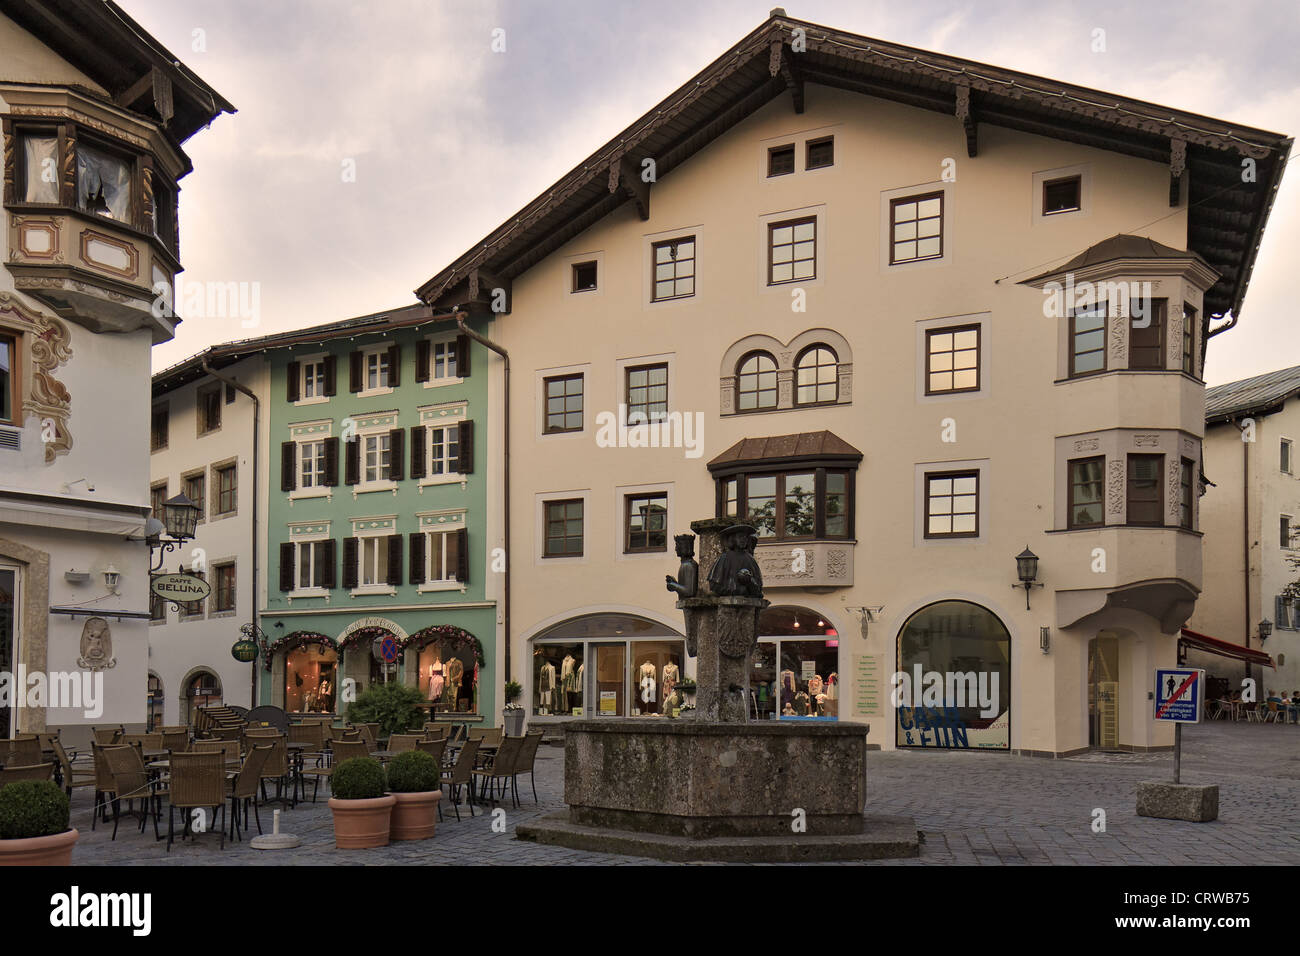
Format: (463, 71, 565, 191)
(90, 743, 120, 829)
(255, 735, 295, 807)
(0, 762, 56, 786)
(160, 730, 189, 752)
(415, 737, 447, 766)
(472, 734, 523, 808)
(388, 733, 423, 754)
(104, 745, 162, 842)
(3, 733, 42, 766)
(227, 743, 274, 841)
(442, 737, 479, 821)
(166, 751, 226, 852)
(52, 736, 96, 799)
(91, 725, 124, 745)
(121, 732, 162, 750)
(513, 731, 544, 804)
(191, 738, 240, 763)
(329, 739, 371, 763)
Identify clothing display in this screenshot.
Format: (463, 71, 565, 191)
(808, 674, 824, 697)
(639, 661, 657, 704)
(539, 661, 557, 712)
(825, 673, 838, 699)
(427, 662, 445, 701)
(660, 661, 680, 714)
(779, 669, 796, 713)
(445, 657, 465, 707)
(794, 691, 810, 716)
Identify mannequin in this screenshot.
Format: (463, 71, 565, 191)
(639, 661, 657, 706)
(560, 654, 578, 713)
(824, 672, 838, 717)
(779, 669, 796, 714)
(445, 655, 465, 710)
(539, 659, 557, 715)
(660, 661, 680, 714)
(427, 656, 445, 702)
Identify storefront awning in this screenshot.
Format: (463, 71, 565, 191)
(1179, 627, 1274, 667)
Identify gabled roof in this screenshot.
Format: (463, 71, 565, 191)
(1205, 364, 1300, 424)
(151, 303, 439, 396)
(415, 11, 1290, 321)
(708, 430, 863, 471)
(0, 0, 235, 143)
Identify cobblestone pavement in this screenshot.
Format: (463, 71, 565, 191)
(69, 721, 1300, 865)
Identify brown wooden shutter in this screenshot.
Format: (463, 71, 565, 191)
(279, 542, 295, 592)
(387, 344, 401, 387)
(388, 428, 405, 482)
(342, 537, 359, 589)
(323, 437, 339, 486)
(286, 362, 300, 402)
(456, 420, 474, 474)
(281, 441, 297, 492)
(415, 340, 430, 383)
(349, 350, 363, 392)
(455, 334, 471, 377)
(409, 532, 426, 585)
(410, 426, 426, 479)
(321, 538, 337, 589)
(386, 534, 403, 586)
(344, 438, 360, 485)
(324, 355, 337, 396)
(455, 528, 469, 584)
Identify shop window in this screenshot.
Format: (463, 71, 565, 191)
(736, 351, 778, 411)
(1126, 454, 1163, 526)
(1068, 456, 1104, 529)
(285, 643, 337, 713)
(768, 217, 816, 284)
(146, 673, 163, 732)
(767, 144, 795, 177)
(1128, 298, 1167, 370)
(630, 641, 684, 717)
(890, 193, 943, 264)
(651, 236, 696, 301)
(1069, 303, 1107, 377)
(543, 374, 584, 433)
(896, 600, 1010, 749)
(752, 607, 839, 721)
(794, 345, 837, 405)
(416, 639, 477, 713)
(535, 643, 584, 717)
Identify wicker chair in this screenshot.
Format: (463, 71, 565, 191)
(255, 735, 296, 807)
(91, 725, 124, 745)
(415, 737, 447, 765)
(103, 745, 161, 841)
(388, 733, 423, 754)
(160, 730, 189, 752)
(191, 739, 240, 767)
(166, 751, 226, 851)
(442, 738, 479, 821)
(329, 739, 370, 763)
(210, 726, 243, 741)
(421, 722, 449, 740)
(0, 762, 55, 786)
(472, 735, 523, 808)
(513, 731, 544, 803)
(227, 743, 274, 841)
(90, 743, 120, 829)
(121, 733, 162, 750)
(3, 734, 42, 766)
(52, 737, 96, 798)
(351, 724, 380, 752)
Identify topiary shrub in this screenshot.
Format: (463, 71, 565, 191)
(0, 780, 71, 839)
(330, 757, 386, 800)
(386, 750, 440, 793)
(346, 681, 426, 738)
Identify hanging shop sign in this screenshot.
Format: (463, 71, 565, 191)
(231, 639, 259, 663)
(150, 573, 211, 603)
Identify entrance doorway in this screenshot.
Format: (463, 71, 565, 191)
(1088, 634, 1121, 749)
(0, 567, 18, 739)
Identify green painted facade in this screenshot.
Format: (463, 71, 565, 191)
(260, 311, 498, 725)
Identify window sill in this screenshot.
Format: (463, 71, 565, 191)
(294, 396, 330, 407)
(356, 386, 394, 398)
(210, 610, 237, 620)
(351, 585, 397, 597)
(209, 510, 238, 521)
(287, 588, 330, 604)
(422, 377, 464, 389)
(353, 481, 397, 498)
(289, 487, 332, 504)
(417, 580, 465, 594)
(418, 475, 466, 492)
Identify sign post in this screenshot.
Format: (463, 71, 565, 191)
(1154, 668, 1203, 784)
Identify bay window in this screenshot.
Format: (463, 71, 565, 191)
(717, 470, 852, 540)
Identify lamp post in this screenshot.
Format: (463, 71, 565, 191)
(1014, 547, 1043, 611)
(147, 492, 200, 573)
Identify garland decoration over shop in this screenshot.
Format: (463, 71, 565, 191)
(263, 630, 335, 670)
(404, 625, 485, 666)
(337, 625, 400, 653)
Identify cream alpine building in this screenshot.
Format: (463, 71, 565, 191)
(416, 13, 1291, 754)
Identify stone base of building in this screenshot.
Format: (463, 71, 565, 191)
(1135, 781, 1220, 822)
(513, 717, 917, 860)
(516, 812, 919, 862)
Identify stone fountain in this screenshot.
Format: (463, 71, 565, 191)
(515, 518, 918, 861)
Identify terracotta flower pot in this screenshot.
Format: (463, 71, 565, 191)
(389, 790, 442, 841)
(0, 827, 78, 866)
(328, 795, 396, 849)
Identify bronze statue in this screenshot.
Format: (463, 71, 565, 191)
(665, 533, 698, 598)
(706, 525, 763, 598)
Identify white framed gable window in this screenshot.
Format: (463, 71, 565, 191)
(360, 534, 389, 586)
(346, 412, 401, 497)
(285, 520, 333, 603)
(414, 511, 468, 592)
(365, 349, 391, 391)
(429, 424, 460, 475)
(433, 340, 458, 380)
(300, 440, 326, 488)
(364, 433, 391, 483)
(414, 403, 471, 490)
(349, 516, 398, 596)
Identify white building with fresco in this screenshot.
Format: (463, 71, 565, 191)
(0, 0, 231, 745)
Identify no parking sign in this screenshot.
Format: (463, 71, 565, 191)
(1154, 668, 1203, 723)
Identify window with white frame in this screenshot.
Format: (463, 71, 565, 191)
(301, 359, 326, 399)
(359, 535, 390, 586)
(425, 530, 460, 583)
(363, 433, 391, 483)
(297, 540, 329, 590)
(432, 341, 458, 380)
(429, 425, 460, 476)
(365, 349, 392, 391)
(299, 440, 326, 488)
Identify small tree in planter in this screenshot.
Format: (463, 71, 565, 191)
(386, 750, 442, 841)
(0, 780, 78, 865)
(503, 679, 525, 736)
(328, 757, 394, 849)
(346, 681, 427, 739)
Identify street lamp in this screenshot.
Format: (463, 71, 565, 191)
(1014, 547, 1043, 610)
(146, 492, 200, 572)
(1258, 618, 1273, 643)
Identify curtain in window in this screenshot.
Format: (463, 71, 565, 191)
(76, 144, 132, 221)
(23, 136, 59, 203)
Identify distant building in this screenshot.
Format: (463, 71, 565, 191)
(1187, 366, 1300, 697)
(0, 0, 231, 743)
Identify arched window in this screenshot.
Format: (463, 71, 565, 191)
(795, 345, 838, 405)
(736, 351, 777, 411)
(896, 601, 1010, 750)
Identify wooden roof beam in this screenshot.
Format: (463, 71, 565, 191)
(609, 153, 650, 221)
(770, 40, 804, 114)
(468, 266, 511, 314)
(114, 65, 174, 124)
(1170, 138, 1186, 207)
(955, 83, 977, 158)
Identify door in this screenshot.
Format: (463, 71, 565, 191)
(1088, 634, 1120, 749)
(0, 567, 18, 739)
(594, 643, 625, 717)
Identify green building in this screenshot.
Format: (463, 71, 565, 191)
(260, 304, 501, 726)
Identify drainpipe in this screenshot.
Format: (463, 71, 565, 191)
(201, 359, 260, 708)
(452, 311, 512, 690)
(1234, 417, 1252, 688)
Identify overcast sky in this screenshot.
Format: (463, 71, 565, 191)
(135, 0, 1298, 386)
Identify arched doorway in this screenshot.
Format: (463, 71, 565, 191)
(754, 605, 840, 720)
(530, 614, 685, 718)
(1088, 632, 1121, 750)
(182, 669, 222, 727)
(405, 627, 484, 714)
(896, 600, 1010, 749)
(268, 632, 338, 713)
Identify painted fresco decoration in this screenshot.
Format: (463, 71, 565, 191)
(0, 291, 73, 462)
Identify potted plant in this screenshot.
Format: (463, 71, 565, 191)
(502, 679, 525, 736)
(0, 780, 78, 865)
(327, 757, 394, 849)
(386, 750, 442, 841)
(346, 681, 427, 740)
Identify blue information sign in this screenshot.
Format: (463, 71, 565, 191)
(1154, 668, 1203, 723)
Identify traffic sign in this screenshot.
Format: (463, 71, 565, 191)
(1154, 668, 1203, 723)
(376, 635, 400, 663)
